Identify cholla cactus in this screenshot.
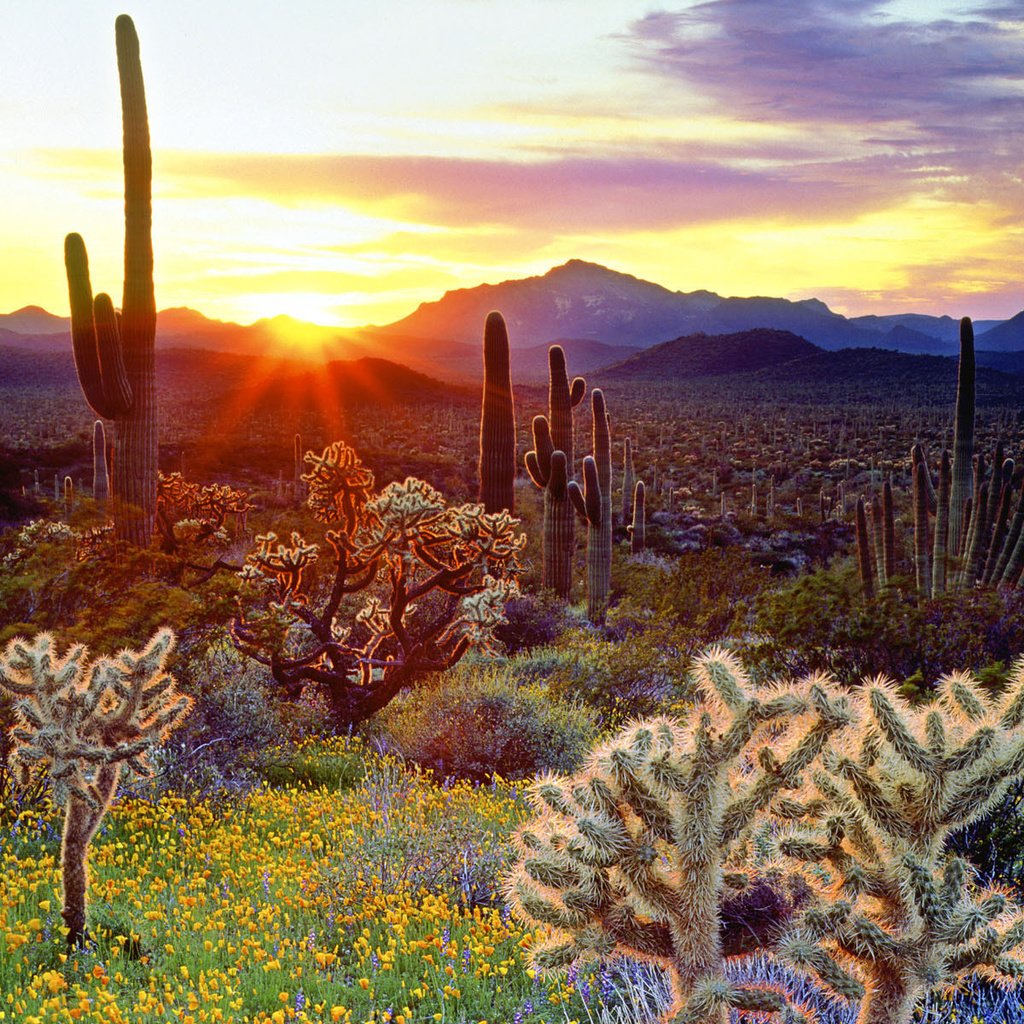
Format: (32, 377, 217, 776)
(775, 669, 1024, 1024)
(156, 471, 252, 554)
(235, 441, 525, 727)
(505, 649, 851, 1024)
(0, 629, 191, 946)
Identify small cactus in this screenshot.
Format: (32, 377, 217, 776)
(0, 630, 192, 946)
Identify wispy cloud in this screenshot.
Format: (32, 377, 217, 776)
(622, 1, 1024, 200)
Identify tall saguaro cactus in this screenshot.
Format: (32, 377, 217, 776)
(479, 311, 516, 514)
(948, 317, 975, 555)
(65, 15, 157, 546)
(629, 480, 646, 554)
(622, 437, 635, 525)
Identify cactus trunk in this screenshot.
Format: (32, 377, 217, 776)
(479, 311, 516, 514)
(630, 480, 646, 554)
(92, 420, 109, 502)
(856, 496, 876, 599)
(622, 437, 634, 525)
(948, 318, 976, 556)
(931, 449, 950, 595)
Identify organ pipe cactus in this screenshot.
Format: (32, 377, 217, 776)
(948, 317, 976, 555)
(776, 667, 1024, 1024)
(505, 648, 852, 1024)
(0, 630, 192, 946)
(66, 16, 157, 546)
(525, 347, 585, 598)
(479, 311, 516, 514)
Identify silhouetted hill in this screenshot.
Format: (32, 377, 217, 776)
(599, 329, 819, 380)
(977, 312, 1024, 352)
(739, 348, 1024, 405)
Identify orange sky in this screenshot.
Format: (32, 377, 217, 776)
(3, 1, 1023, 328)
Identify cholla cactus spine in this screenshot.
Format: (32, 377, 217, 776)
(0, 629, 192, 946)
(506, 649, 851, 1024)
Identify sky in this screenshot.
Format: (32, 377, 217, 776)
(2, 0, 1023, 328)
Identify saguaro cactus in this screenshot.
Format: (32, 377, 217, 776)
(569, 390, 612, 623)
(0, 630, 192, 946)
(526, 417, 573, 597)
(66, 15, 156, 546)
(777, 668, 1024, 1024)
(855, 496, 875, 599)
(629, 479, 646, 554)
(506, 649, 851, 1024)
(525, 348, 584, 597)
(948, 317, 975, 555)
(92, 420, 109, 503)
(479, 311, 516, 514)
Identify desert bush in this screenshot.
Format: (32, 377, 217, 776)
(745, 561, 1024, 687)
(313, 753, 521, 909)
(381, 659, 597, 781)
(535, 623, 698, 726)
(609, 545, 769, 640)
(492, 590, 570, 654)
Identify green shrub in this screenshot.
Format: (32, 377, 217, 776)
(380, 660, 597, 780)
(744, 561, 1024, 687)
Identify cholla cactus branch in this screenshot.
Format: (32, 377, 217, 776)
(506, 648, 851, 1024)
(775, 664, 1024, 1024)
(0, 630, 191, 947)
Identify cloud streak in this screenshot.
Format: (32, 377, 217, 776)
(622, 1, 1024, 202)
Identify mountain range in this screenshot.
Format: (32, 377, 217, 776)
(3, 259, 1023, 386)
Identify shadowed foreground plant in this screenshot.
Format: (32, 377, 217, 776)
(775, 668, 1024, 1024)
(0, 629, 191, 946)
(504, 648, 851, 1024)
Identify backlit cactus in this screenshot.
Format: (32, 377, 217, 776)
(0, 629, 191, 946)
(505, 648, 851, 1024)
(479, 311, 516, 514)
(234, 440, 524, 727)
(65, 15, 157, 546)
(776, 667, 1024, 1024)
